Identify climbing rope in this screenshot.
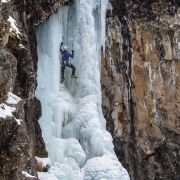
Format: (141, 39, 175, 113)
(67, 50, 72, 180)
(59, 37, 73, 179)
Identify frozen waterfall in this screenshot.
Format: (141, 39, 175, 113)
(36, 0, 130, 179)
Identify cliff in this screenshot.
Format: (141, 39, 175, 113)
(0, 0, 67, 179)
(101, 0, 180, 179)
(0, 0, 179, 179)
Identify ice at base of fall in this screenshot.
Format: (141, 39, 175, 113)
(36, 0, 130, 179)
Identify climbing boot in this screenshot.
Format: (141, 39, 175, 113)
(61, 78, 65, 83)
(71, 75, 78, 78)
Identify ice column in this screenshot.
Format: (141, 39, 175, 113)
(36, 0, 130, 180)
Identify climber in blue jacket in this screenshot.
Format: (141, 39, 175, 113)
(60, 41, 77, 83)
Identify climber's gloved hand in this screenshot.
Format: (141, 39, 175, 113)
(72, 50, 74, 53)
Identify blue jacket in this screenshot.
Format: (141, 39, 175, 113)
(60, 44, 74, 63)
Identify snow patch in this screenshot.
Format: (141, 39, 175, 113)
(8, 16, 21, 37)
(1, 0, 10, 2)
(22, 171, 37, 178)
(19, 43, 27, 49)
(35, 156, 51, 168)
(0, 103, 15, 118)
(15, 119, 22, 125)
(6, 92, 21, 104)
(0, 103, 22, 124)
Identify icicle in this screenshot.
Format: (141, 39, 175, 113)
(101, 0, 109, 55)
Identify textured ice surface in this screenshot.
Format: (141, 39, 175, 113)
(38, 172, 58, 180)
(83, 153, 130, 180)
(36, 0, 130, 179)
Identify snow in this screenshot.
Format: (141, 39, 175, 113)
(36, 0, 130, 180)
(35, 156, 51, 168)
(6, 92, 21, 104)
(0, 93, 22, 125)
(15, 119, 21, 125)
(22, 171, 37, 178)
(0, 102, 22, 124)
(8, 16, 21, 37)
(19, 44, 27, 49)
(0, 103, 15, 118)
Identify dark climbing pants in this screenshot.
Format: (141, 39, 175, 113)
(61, 62, 76, 79)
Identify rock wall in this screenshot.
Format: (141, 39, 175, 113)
(101, 0, 180, 180)
(0, 0, 67, 179)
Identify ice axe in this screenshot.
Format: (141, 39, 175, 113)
(72, 43, 74, 51)
(61, 36, 64, 44)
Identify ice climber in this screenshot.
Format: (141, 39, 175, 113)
(60, 41, 77, 83)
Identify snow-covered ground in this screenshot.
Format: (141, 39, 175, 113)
(36, 0, 130, 179)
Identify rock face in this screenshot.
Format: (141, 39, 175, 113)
(101, 0, 180, 180)
(0, 0, 67, 179)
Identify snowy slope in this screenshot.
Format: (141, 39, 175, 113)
(36, 0, 130, 179)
